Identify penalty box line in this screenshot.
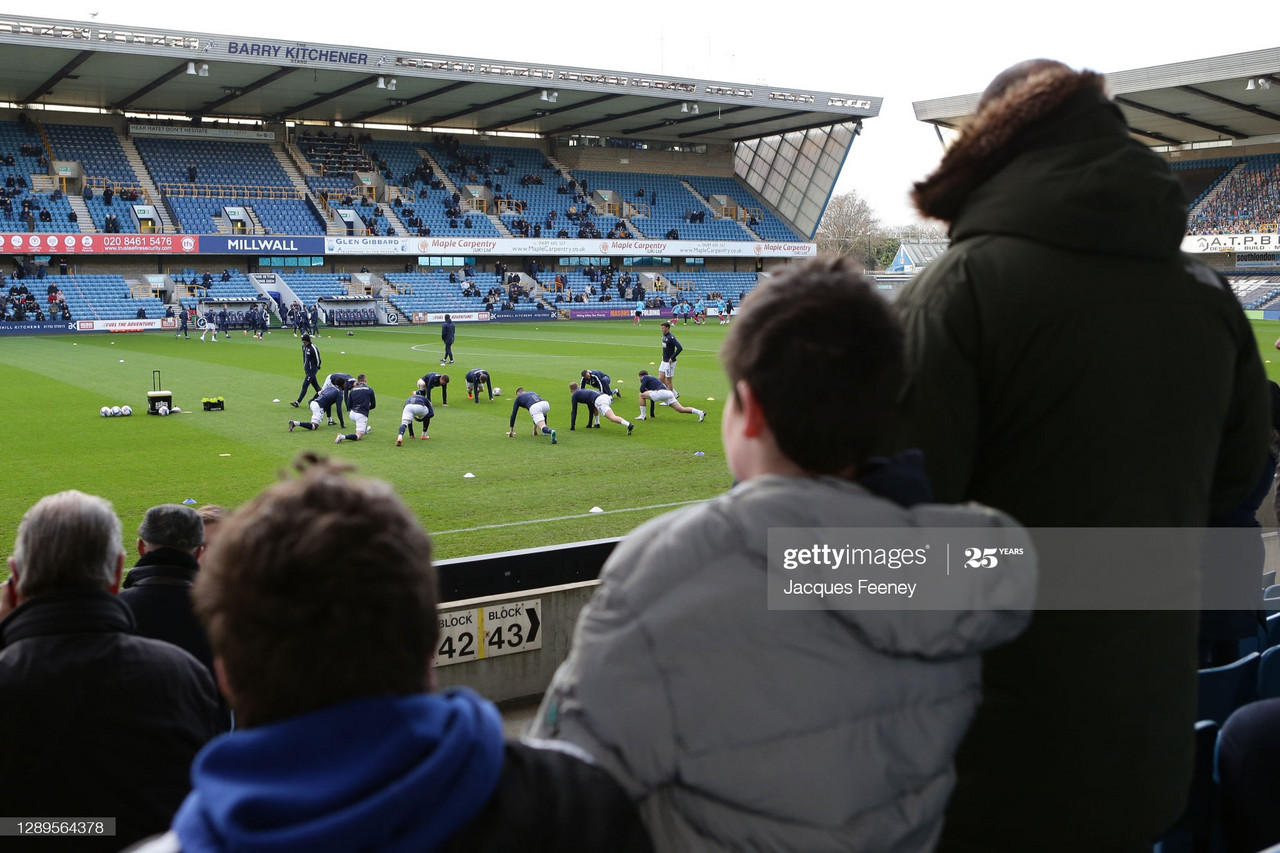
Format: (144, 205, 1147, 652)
(431, 499, 706, 537)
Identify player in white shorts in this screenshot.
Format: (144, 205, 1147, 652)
(569, 382, 633, 434)
(659, 321, 683, 393)
(334, 374, 375, 444)
(507, 388, 557, 443)
(636, 370, 705, 422)
(396, 390, 433, 446)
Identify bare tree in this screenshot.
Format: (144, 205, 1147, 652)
(815, 190, 882, 266)
(890, 222, 949, 242)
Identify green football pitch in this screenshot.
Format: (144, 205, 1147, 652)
(1254, 320, 1280, 383)
(0, 320, 733, 568)
(8, 315, 1275, 574)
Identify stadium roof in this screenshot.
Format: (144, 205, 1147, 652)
(914, 48, 1280, 148)
(0, 15, 880, 145)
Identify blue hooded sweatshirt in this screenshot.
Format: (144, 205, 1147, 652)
(173, 688, 505, 853)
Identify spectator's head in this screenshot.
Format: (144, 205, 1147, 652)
(976, 59, 1074, 113)
(194, 457, 438, 728)
(137, 503, 205, 558)
(720, 256, 904, 481)
(7, 490, 125, 602)
(196, 505, 227, 566)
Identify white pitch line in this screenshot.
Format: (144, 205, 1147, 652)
(408, 333, 721, 355)
(431, 498, 706, 536)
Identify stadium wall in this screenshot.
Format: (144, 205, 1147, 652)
(433, 580, 598, 703)
(431, 537, 619, 702)
(553, 142, 736, 176)
(1165, 141, 1280, 165)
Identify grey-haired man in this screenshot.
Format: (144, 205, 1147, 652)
(0, 491, 222, 851)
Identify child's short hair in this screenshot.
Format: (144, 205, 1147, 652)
(194, 457, 437, 728)
(720, 256, 904, 477)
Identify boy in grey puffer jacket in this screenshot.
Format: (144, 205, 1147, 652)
(532, 257, 1036, 853)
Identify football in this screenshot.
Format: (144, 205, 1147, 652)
(493, 387, 502, 396)
(110, 406, 122, 417)
(100, 406, 110, 417)
(158, 405, 170, 416)
(121, 405, 132, 416)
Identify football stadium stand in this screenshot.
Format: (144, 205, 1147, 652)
(1185, 154, 1280, 235)
(55, 274, 165, 321)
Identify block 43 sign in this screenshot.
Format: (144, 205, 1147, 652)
(434, 598, 542, 667)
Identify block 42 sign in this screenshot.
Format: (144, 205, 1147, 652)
(434, 599, 542, 667)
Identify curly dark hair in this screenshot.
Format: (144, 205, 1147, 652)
(194, 456, 438, 728)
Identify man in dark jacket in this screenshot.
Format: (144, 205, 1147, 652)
(291, 333, 321, 407)
(128, 457, 649, 853)
(894, 60, 1271, 852)
(0, 490, 223, 851)
(118, 504, 211, 673)
(441, 314, 456, 364)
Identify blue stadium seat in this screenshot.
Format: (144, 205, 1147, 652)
(1198, 652, 1261, 725)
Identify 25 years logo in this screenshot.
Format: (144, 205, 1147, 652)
(963, 546, 1024, 568)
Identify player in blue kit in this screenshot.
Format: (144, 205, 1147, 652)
(659, 321, 683, 393)
(637, 370, 705, 422)
(396, 389, 433, 446)
(288, 383, 345, 433)
(418, 372, 450, 406)
(291, 334, 321, 406)
(580, 369, 619, 398)
(507, 388, 556, 443)
(570, 382, 633, 434)
(335, 374, 376, 443)
(465, 369, 493, 403)
(320, 373, 351, 427)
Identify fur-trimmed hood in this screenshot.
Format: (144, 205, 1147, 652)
(911, 65, 1188, 258)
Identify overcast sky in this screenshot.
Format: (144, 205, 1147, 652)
(35, 2, 1280, 228)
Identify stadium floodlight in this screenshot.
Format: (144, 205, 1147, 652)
(198, 63, 209, 77)
(541, 89, 558, 103)
(186, 61, 198, 75)
(1247, 78, 1272, 90)
(377, 76, 386, 89)
(387, 78, 397, 91)
(680, 102, 700, 114)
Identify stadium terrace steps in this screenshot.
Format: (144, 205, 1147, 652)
(284, 142, 318, 179)
(271, 144, 312, 196)
(378, 202, 410, 236)
(67, 195, 96, 234)
(678, 179, 758, 240)
(117, 136, 176, 233)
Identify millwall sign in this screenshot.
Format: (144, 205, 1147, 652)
(200, 235, 326, 254)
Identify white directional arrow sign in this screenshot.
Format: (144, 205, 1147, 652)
(434, 598, 542, 667)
